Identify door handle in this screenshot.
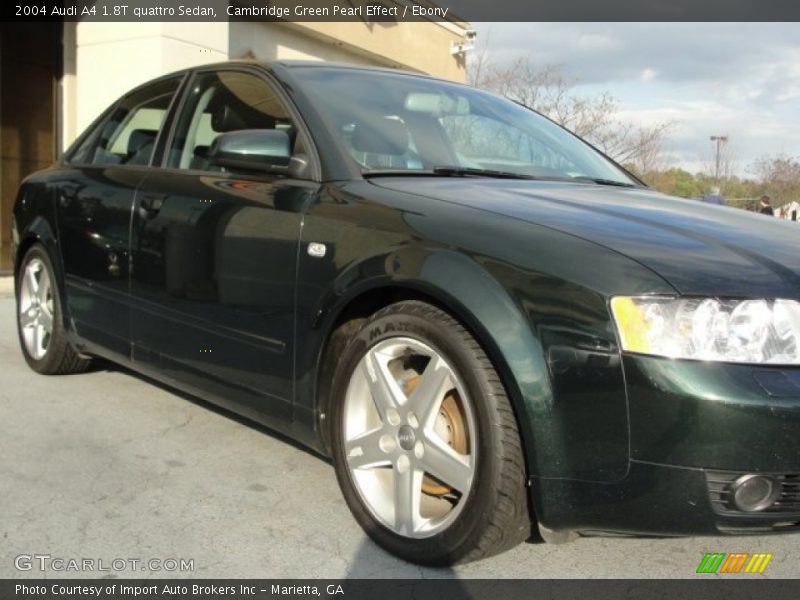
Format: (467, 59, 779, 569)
(139, 194, 164, 216)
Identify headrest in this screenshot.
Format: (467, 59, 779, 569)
(351, 117, 409, 155)
(127, 129, 158, 155)
(210, 95, 276, 132)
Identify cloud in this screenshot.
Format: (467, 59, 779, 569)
(640, 68, 658, 82)
(472, 23, 800, 175)
(474, 23, 798, 86)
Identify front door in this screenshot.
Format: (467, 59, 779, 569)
(129, 69, 317, 426)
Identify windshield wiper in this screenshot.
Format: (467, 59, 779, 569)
(361, 167, 540, 180)
(431, 166, 540, 180)
(361, 169, 435, 178)
(363, 167, 632, 186)
(571, 176, 637, 188)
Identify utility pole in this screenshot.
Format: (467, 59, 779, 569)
(710, 135, 728, 183)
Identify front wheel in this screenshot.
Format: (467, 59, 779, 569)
(16, 244, 91, 374)
(329, 301, 531, 565)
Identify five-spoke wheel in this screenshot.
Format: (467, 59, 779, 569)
(16, 244, 91, 374)
(18, 257, 55, 360)
(330, 301, 531, 565)
(343, 337, 476, 538)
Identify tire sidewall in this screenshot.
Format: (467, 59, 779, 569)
(329, 305, 505, 565)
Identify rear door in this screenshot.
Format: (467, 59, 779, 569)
(128, 68, 318, 425)
(56, 76, 183, 358)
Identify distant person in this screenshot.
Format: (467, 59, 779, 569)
(759, 195, 774, 216)
(702, 186, 726, 205)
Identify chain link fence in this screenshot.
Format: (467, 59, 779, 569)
(726, 197, 759, 212)
(723, 197, 800, 222)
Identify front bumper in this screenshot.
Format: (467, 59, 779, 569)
(533, 355, 800, 536)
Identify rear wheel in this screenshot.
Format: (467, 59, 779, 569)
(16, 244, 91, 374)
(329, 301, 531, 565)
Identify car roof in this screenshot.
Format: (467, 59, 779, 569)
(148, 59, 440, 86)
(273, 59, 433, 76)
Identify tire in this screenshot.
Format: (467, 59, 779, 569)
(16, 244, 91, 375)
(329, 300, 531, 565)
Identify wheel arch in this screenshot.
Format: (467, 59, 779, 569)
(15, 217, 71, 332)
(15, 218, 54, 273)
(312, 249, 553, 488)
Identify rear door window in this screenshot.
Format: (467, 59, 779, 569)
(85, 77, 182, 167)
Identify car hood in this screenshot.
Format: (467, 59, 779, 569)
(369, 177, 800, 298)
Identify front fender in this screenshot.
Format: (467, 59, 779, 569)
(298, 243, 552, 480)
(294, 182, 655, 490)
(17, 215, 59, 268)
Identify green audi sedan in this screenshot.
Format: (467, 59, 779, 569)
(12, 61, 800, 565)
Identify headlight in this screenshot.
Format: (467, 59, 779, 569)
(610, 296, 800, 364)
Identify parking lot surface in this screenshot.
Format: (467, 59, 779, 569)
(0, 288, 797, 579)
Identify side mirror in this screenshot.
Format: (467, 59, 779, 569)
(208, 129, 291, 173)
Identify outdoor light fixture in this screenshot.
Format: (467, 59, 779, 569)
(450, 29, 476, 56)
(710, 135, 728, 182)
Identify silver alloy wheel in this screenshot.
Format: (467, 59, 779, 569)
(343, 337, 477, 538)
(19, 258, 54, 360)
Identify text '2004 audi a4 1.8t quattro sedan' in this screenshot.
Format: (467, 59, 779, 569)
(11, 61, 800, 565)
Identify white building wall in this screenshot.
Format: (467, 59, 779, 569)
(66, 23, 229, 148)
(228, 22, 390, 66)
(60, 22, 78, 151)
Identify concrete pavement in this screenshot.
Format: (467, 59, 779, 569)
(0, 286, 797, 579)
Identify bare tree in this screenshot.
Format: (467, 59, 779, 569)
(608, 122, 672, 177)
(466, 39, 492, 89)
(468, 55, 672, 177)
(752, 154, 800, 211)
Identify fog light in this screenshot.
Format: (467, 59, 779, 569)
(731, 474, 779, 512)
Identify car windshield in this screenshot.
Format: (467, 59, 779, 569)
(292, 67, 637, 186)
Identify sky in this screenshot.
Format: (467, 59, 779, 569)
(472, 23, 800, 177)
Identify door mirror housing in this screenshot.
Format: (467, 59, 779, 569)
(208, 129, 291, 173)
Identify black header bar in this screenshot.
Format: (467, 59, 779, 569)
(4, 0, 800, 23)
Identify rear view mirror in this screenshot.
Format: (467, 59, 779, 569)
(208, 129, 291, 173)
(404, 92, 470, 117)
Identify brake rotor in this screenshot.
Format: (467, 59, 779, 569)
(403, 373, 469, 497)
